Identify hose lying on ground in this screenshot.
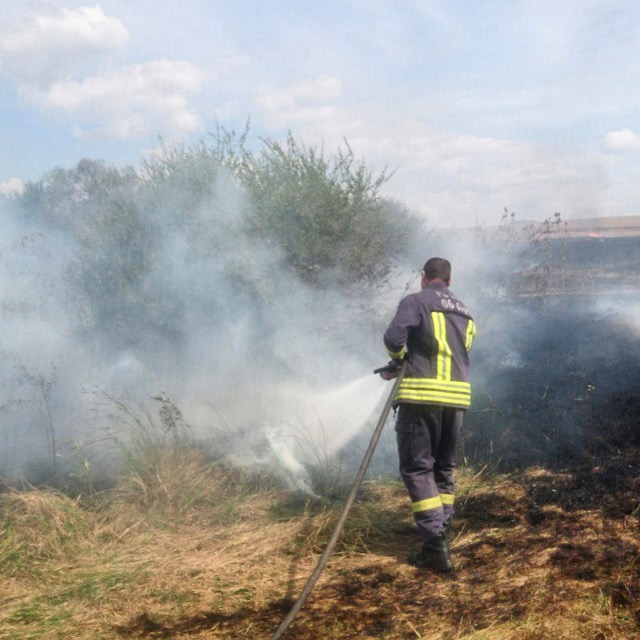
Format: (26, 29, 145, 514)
(269, 362, 407, 640)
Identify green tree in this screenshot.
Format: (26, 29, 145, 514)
(237, 133, 414, 287)
(11, 128, 417, 358)
(18, 160, 153, 351)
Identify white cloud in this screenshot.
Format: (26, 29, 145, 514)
(43, 60, 206, 139)
(602, 129, 640, 151)
(0, 5, 130, 87)
(0, 6, 208, 140)
(0, 178, 25, 197)
(258, 75, 342, 124)
(266, 104, 609, 226)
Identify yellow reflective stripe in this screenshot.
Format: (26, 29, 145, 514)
(397, 386, 470, 399)
(396, 377, 471, 407)
(395, 390, 471, 407)
(387, 345, 406, 360)
(400, 378, 470, 390)
(412, 496, 442, 513)
(432, 312, 452, 381)
(465, 319, 476, 350)
(440, 493, 455, 505)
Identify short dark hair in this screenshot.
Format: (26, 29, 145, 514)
(422, 257, 451, 281)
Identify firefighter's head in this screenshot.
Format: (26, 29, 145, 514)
(421, 257, 451, 288)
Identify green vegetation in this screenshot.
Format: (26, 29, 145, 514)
(12, 127, 414, 356)
(238, 133, 412, 287)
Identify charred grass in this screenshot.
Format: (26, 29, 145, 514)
(0, 453, 638, 640)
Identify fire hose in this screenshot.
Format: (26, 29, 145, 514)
(269, 361, 407, 640)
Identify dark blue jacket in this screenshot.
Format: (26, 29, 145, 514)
(384, 281, 476, 409)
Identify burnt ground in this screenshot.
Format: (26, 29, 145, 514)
(112, 456, 639, 640)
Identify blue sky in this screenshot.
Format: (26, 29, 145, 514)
(1, 0, 640, 227)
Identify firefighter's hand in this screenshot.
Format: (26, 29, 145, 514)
(374, 359, 402, 380)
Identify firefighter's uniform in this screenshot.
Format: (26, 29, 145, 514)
(384, 281, 475, 544)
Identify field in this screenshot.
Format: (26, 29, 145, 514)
(1, 450, 638, 640)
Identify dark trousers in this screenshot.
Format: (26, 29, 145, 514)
(395, 403, 464, 542)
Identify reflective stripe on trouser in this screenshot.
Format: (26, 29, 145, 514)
(395, 403, 463, 542)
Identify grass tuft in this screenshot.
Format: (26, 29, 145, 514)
(0, 487, 90, 576)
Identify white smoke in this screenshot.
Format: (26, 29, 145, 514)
(0, 168, 401, 487)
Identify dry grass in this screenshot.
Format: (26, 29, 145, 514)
(0, 488, 90, 574)
(0, 455, 638, 640)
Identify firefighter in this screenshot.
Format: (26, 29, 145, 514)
(380, 257, 476, 572)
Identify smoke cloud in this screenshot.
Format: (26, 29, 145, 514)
(2, 153, 638, 490)
(420, 219, 640, 467)
(0, 163, 397, 488)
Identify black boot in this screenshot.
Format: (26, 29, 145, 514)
(407, 533, 453, 572)
(443, 518, 452, 544)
